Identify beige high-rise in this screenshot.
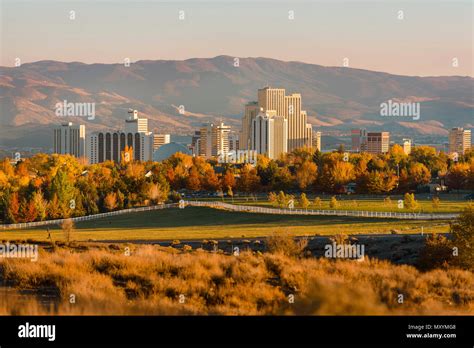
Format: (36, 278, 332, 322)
(367, 132, 390, 154)
(199, 122, 231, 158)
(449, 127, 471, 155)
(258, 87, 285, 116)
(254, 87, 312, 152)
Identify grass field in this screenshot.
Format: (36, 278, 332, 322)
(1, 206, 450, 242)
(205, 195, 471, 213)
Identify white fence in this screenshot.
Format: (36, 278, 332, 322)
(0, 203, 177, 230)
(0, 200, 458, 231)
(186, 201, 459, 221)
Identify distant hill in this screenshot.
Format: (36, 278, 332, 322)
(1, 56, 473, 147)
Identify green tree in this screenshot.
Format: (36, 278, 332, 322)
(50, 170, 75, 217)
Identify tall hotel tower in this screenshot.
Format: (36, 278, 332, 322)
(251, 110, 288, 159)
(242, 87, 313, 154)
(53, 122, 86, 158)
(87, 110, 153, 164)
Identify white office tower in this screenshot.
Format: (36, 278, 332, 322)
(125, 109, 148, 133)
(53, 122, 86, 158)
(403, 139, 412, 155)
(251, 111, 288, 160)
(313, 131, 322, 151)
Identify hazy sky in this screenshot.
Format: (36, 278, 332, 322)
(1, 0, 472, 76)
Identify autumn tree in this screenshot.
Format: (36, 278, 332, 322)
(203, 168, 220, 191)
(5, 191, 20, 223)
(32, 191, 48, 221)
(404, 193, 419, 211)
(21, 199, 38, 223)
(104, 192, 118, 211)
(445, 163, 470, 191)
(363, 171, 398, 194)
(186, 167, 201, 191)
(295, 161, 317, 190)
(299, 193, 310, 209)
(238, 164, 260, 193)
(221, 170, 236, 190)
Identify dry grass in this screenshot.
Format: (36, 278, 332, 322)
(0, 242, 472, 316)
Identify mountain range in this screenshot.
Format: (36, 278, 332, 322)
(1, 56, 473, 148)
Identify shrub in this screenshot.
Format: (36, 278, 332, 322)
(417, 234, 453, 270)
(432, 196, 440, 209)
(404, 193, 419, 211)
(266, 233, 307, 258)
(313, 197, 322, 208)
(268, 192, 277, 206)
(418, 205, 474, 271)
(61, 218, 74, 244)
(299, 193, 310, 209)
(277, 191, 287, 208)
(329, 196, 339, 209)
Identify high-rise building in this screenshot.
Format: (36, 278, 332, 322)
(199, 122, 231, 158)
(53, 122, 86, 158)
(252, 87, 312, 152)
(125, 109, 148, 133)
(313, 131, 322, 151)
(241, 101, 259, 150)
(351, 129, 368, 152)
(250, 111, 288, 159)
(449, 127, 471, 154)
(153, 134, 170, 151)
(402, 138, 412, 155)
(367, 132, 390, 154)
(258, 87, 285, 116)
(87, 131, 153, 164)
(284, 94, 304, 150)
(191, 130, 201, 156)
(87, 110, 153, 164)
(305, 123, 313, 149)
(228, 132, 240, 152)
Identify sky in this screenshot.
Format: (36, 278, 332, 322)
(1, 0, 473, 76)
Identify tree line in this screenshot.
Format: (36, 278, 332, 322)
(0, 145, 473, 223)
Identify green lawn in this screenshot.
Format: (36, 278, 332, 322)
(208, 195, 471, 213)
(1, 206, 450, 242)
